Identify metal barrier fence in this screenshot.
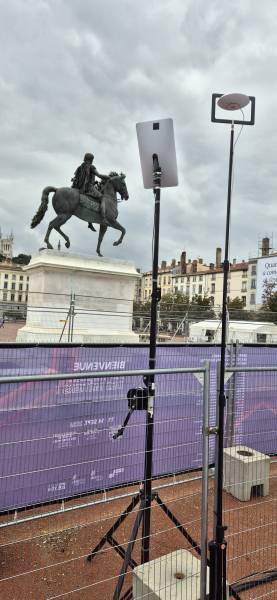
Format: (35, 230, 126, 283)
(222, 365, 277, 599)
(0, 351, 277, 598)
(0, 364, 210, 600)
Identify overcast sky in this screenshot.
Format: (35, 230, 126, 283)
(0, 0, 276, 271)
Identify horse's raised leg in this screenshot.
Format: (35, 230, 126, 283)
(44, 217, 58, 249)
(96, 224, 107, 257)
(53, 214, 71, 248)
(110, 220, 126, 247)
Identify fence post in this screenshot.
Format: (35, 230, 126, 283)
(200, 361, 210, 599)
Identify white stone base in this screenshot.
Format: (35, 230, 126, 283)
(16, 250, 140, 344)
(223, 445, 270, 501)
(133, 549, 214, 600)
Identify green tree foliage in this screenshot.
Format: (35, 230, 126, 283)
(258, 279, 277, 323)
(12, 254, 31, 265)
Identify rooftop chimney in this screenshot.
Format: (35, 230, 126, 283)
(180, 251, 187, 274)
(161, 260, 167, 269)
(216, 247, 222, 268)
(198, 258, 203, 264)
(192, 259, 197, 273)
(262, 237, 270, 257)
(209, 262, 215, 270)
(171, 259, 176, 268)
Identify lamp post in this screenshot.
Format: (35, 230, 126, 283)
(209, 93, 255, 600)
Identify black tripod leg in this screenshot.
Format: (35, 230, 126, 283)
(113, 505, 143, 600)
(154, 493, 201, 557)
(87, 494, 140, 562)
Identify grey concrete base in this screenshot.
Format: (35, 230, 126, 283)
(133, 549, 211, 600)
(223, 445, 270, 501)
(16, 250, 140, 343)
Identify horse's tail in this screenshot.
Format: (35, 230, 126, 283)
(30, 186, 57, 228)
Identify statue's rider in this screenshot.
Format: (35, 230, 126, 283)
(71, 153, 108, 231)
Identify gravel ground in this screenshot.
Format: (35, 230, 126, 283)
(0, 465, 276, 600)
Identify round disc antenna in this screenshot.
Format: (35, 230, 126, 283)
(217, 93, 250, 111)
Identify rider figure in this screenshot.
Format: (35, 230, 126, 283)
(71, 153, 108, 230)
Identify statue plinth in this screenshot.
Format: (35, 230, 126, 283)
(17, 250, 140, 343)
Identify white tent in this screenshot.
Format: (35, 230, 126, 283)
(189, 320, 277, 344)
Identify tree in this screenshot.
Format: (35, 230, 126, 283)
(12, 254, 31, 265)
(258, 279, 277, 323)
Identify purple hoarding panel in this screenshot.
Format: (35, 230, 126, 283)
(0, 344, 276, 511)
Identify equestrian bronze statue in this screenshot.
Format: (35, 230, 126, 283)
(31, 154, 129, 257)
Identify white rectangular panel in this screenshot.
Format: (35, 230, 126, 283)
(136, 118, 178, 189)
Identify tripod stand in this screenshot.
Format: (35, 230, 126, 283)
(87, 155, 201, 599)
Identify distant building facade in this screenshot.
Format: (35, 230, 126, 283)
(137, 247, 249, 309)
(0, 232, 13, 259)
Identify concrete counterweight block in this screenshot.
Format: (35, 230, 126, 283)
(133, 549, 209, 600)
(223, 445, 270, 501)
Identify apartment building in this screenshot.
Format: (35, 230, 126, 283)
(0, 261, 29, 317)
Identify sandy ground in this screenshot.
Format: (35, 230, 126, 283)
(0, 321, 25, 342)
(0, 464, 276, 600)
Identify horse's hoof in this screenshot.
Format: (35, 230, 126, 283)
(97, 251, 103, 257)
(65, 241, 70, 248)
(39, 246, 47, 252)
(113, 241, 121, 247)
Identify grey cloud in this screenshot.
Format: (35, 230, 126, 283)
(0, 0, 276, 268)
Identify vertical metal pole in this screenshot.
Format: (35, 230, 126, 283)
(70, 293, 75, 342)
(67, 293, 72, 343)
(209, 122, 234, 599)
(200, 361, 210, 599)
(141, 153, 161, 564)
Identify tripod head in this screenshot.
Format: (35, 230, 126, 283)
(112, 387, 149, 439)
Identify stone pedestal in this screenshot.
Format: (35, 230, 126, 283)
(16, 250, 140, 343)
(223, 445, 270, 501)
(133, 549, 213, 600)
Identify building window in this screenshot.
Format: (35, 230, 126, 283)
(18, 294, 22, 302)
(251, 279, 256, 289)
(11, 283, 15, 290)
(27, 276, 29, 281)
(242, 282, 247, 292)
(242, 270, 248, 278)
(198, 285, 202, 294)
(3, 293, 7, 301)
(212, 273, 216, 281)
(25, 294, 28, 302)
(211, 283, 215, 293)
(10, 294, 15, 301)
(250, 293, 255, 304)
(181, 277, 184, 283)
(12, 274, 16, 280)
(187, 277, 189, 282)
(4, 282, 8, 289)
(4, 274, 8, 279)
(192, 276, 196, 282)
(20, 275, 23, 281)
(26, 284, 29, 291)
(257, 333, 266, 343)
(19, 283, 23, 291)
(251, 265, 257, 275)
(242, 296, 246, 306)
(199, 275, 203, 281)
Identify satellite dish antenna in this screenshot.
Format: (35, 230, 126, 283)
(217, 93, 250, 111)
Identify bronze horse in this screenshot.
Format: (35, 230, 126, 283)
(31, 173, 129, 256)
